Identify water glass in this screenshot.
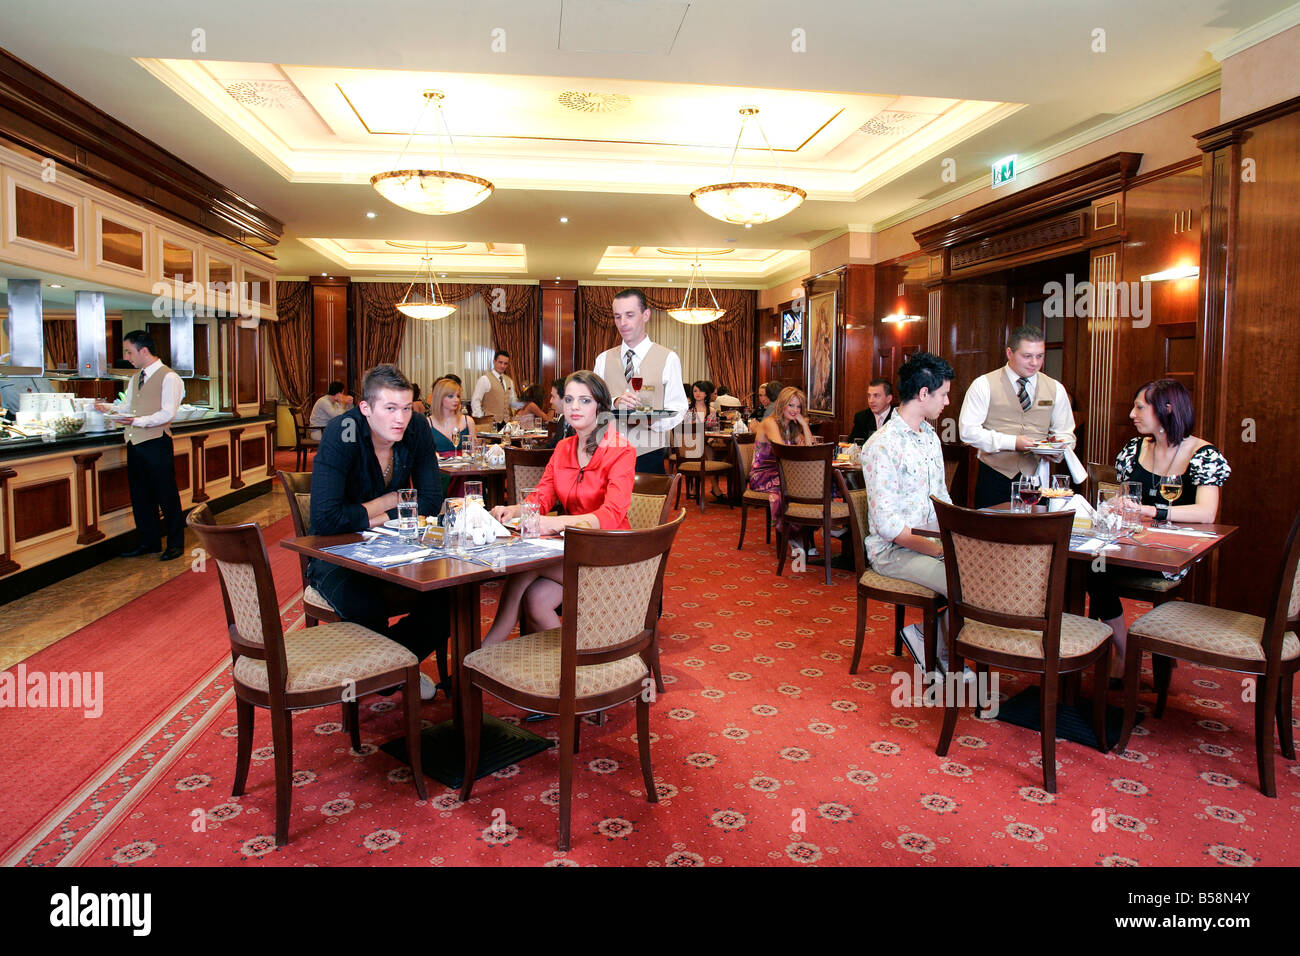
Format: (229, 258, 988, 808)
(1121, 480, 1143, 534)
(464, 480, 485, 511)
(396, 488, 418, 542)
(519, 500, 542, 540)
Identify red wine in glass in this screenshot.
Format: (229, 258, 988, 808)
(629, 375, 644, 392)
(1018, 485, 1042, 506)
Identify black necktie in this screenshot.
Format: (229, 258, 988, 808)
(1017, 376, 1031, 412)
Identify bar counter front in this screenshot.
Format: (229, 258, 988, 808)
(0, 413, 275, 601)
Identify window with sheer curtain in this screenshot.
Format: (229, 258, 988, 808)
(396, 295, 498, 397)
(646, 308, 709, 389)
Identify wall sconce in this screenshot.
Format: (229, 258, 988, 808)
(1139, 265, 1199, 282)
(763, 340, 780, 349)
(882, 313, 925, 324)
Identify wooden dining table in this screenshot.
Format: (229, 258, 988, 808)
(280, 531, 563, 786)
(438, 457, 507, 507)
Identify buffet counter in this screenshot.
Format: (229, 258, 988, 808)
(0, 414, 276, 597)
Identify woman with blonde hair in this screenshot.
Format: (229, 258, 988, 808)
(747, 386, 815, 556)
(427, 377, 476, 456)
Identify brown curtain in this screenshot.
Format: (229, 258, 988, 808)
(43, 319, 76, 370)
(577, 286, 756, 398)
(355, 281, 540, 387)
(352, 282, 409, 375)
(267, 280, 312, 411)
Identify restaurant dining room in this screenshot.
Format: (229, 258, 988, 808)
(1, 0, 1297, 918)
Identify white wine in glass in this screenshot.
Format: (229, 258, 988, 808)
(1158, 474, 1182, 528)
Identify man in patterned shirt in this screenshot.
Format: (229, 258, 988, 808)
(863, 352, 958, 668)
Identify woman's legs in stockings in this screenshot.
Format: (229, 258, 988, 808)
(482, 564, 566, 646)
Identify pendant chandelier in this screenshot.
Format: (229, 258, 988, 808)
(690, 107, 805, 225)
(667, 261, 726, 325)
(371, 91, 494, 216)
(396, 249, 457, 320)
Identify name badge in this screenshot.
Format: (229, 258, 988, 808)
(641, 384, 657, 393)
(1036, 400, 1052, 406)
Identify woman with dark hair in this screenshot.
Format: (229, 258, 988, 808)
(483, 370, 636, 645)
(748, 386, 815, 556)
(1089, 378, 1231, 677)
(410, 382, 426, 417)
(514, 383, 550, 424)
(687, 380, 718, 425)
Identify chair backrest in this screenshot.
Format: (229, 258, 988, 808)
(186, 503, 289, 693)
(1264, 508, 1300, 660)
(504, 445, 554, 504)
(276, 470, 315, 583)
(474, 415, 495, 429)
(835, 470, 868, 575)
(933, 498, 1073, 662)
(734, 433, 757, 484)
(674, 419, 707, 462)
(628, 472, 683, 529)
(290, 406, 309, 439)
(941, 442, 973, 507)
(561, 510, 686, 665)
(773, 441, 834, 510)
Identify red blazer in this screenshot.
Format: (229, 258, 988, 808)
(528, 425, 635, 529)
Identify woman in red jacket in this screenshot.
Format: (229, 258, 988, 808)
(483, 370, 636, 645)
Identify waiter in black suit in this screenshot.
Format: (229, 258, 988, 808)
(848, 378, 895, 444)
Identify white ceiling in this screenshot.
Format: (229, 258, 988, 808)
(1, 0, 1294, 287)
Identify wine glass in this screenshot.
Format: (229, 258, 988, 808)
(629, 375, 644, 409)
(1012, 479, 1041, 512)
(451, 429, 463, 458)
(1158, 474, 1182, 528)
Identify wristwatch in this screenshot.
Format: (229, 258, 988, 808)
(1155, 502, 1169, 521)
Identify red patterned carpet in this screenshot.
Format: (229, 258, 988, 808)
(9, 499, 1299, 867)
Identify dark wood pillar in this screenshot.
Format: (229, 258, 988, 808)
(228, 427, 245, 490)
(190, 433, 209, 503)
(72, 451, 106, 545)
(311, 276, 351, 401)
(540, 279, 577, 385)
(0, 467, 20, 575)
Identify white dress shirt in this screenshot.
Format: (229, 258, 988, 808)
(603, 335, 687, 437)
(470, 372, 517, 417)
(128, 359, 184, 428)
(958, 365, 1076, 453)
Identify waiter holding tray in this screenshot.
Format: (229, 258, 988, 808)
(959, 324, 1080, 508)
(594, 288, 688, 474)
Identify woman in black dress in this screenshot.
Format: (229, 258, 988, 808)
(1091, 379, 1231, 676)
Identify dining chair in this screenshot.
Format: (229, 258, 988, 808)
(933, 498, 1113, 793)
(503, 445, 553, 505)
(673, 421, 730, 513)
(836, 471, 946, 674)
(290, 406, 319, 472)
(774, 442, 850, 586)
(1116, 509, 1300, 796)
(734, 433, 773, 548)
(629, 472, 684, 694)
(459, 511, 686, 851)
(186, 504, 427, 846)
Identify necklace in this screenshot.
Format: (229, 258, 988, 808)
(1150, 437, 1184, 479)
(380, 451, 394, 485)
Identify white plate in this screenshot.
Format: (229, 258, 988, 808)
(383, 518, 433, 531)
(1029, 443, 1067, 454)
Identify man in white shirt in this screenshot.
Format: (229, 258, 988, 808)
(470, 350, 518, 420)
(308, 380, 351, 440)
(97, 330, 186, 560)
(593, 289, 688, 474)
(958, 325, 1076, 508)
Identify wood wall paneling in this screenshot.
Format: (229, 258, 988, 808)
(174, 451, 189, 492)
(14, 478, 71, 541)
(240, 434, 266, 471)
(311, 277, 350, 402)
(540, 280, 577, 385)
(98, 466, 130, 514)
(13, 185, 76, 251)
(236, 325, 259, 406)
(204, 443, 230, 483)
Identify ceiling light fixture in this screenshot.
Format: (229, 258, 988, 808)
(396, 247, 457, 320)
(559, 217, 569, 224)
(371, 91, 494, 216)
(668, 260, 726, 325)
(691, 107, 806, 226)
(365, 211, 377, 219)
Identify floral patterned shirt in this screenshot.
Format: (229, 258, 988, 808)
(861, 415, 951, 565)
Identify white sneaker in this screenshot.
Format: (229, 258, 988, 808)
(900, 624, 925, 666)
(419, 673, 438, 701)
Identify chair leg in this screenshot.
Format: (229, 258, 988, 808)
(1256, 676, 1279, 798)
(270, 706, 294, 846)
(1115, 633, 1143, 753)
(233, 696, 254, 797)
(936, 682, 959, 757)
(697, 474, 706, 513)
(892, 604, 905, 657)
(650, 625, 665, 694)
(776, 524, 788, 577)
(822, 517, 832, 586)
(1092, 652, 1110, 754)
(458, 681, 484, 802)
(1152, 654, 1173, 718)
(737, 501, 749, 550)
(1040, 672, 1059, 793)
(1278, 672, 1296, 760)
(922, 609, 940, 676)
(557, 707, 576, 852)
(764, 508, 771, 543)
(574, 715, 582, 755)
(404, 666, 428, 801)
(637, 695, 657, 804)
(850, 587, 868, 674)
(345, 700, 361, 752)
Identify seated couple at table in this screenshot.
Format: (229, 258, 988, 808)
(1088, 378, 1230, 678)
(483, 370, 636, 646)
(308, 363, 448, 700)
(747, 385, 815, 556)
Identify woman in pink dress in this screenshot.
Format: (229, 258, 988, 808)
(747, 386, 814, 555)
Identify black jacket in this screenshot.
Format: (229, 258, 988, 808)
(849, 406, 894, 443)
(308, 407, 443, 536)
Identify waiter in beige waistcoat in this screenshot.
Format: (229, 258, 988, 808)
(958, 324, 1076, 508)
(470, 349, 517, 421)
(594, 289, 688, 474)
(97, 329, 186, 560)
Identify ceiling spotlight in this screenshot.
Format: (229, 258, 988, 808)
(559, 217, 569, 224)
(691, 107, 806, 225)
(49, 283, 64, 288)
(365, 211, 377, 219)
(745, 223, 753, 229)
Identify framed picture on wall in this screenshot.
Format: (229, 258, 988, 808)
(805, 290, 836, 416)
(780, 307, 802, 349)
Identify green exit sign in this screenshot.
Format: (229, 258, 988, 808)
(991, 155, 1016, 188)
